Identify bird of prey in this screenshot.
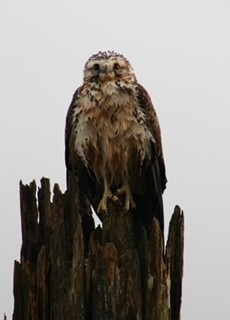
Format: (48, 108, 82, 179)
(65, 51, 167, 234)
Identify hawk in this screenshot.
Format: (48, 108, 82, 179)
(65, 51, 167, 235)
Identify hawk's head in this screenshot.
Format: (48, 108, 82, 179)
(83, 51, 137, 84)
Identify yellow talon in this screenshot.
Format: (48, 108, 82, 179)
(114, 183, 136, 211)
(98, 176, 136, 213)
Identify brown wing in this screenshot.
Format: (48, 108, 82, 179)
(65, 86, 103, 220)
(132, 83, 167, 237)
(65, 87, 82, 175)
(136, 83, 167, 193)
(65, 87, 95, 252)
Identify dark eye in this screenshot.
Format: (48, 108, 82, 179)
(93, 63, 100, 71)
(114, 63, 120, 71)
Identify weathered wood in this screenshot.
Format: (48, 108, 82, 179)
(166, 206, 184, 320)
(13, 178, 184, 320)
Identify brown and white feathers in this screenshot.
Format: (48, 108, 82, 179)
(65, 51, 167, 234)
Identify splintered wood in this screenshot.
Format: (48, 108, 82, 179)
(13, 178, 184, 320)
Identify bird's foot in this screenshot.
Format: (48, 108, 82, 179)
(113, 184, 136, 211)
(97, 189, 120, 213)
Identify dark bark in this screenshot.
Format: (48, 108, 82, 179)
(13, 178, 184, 320)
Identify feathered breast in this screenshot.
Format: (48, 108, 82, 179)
(71, 82, 154, 187)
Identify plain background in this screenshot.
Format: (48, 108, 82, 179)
(1, 1, 230, 318)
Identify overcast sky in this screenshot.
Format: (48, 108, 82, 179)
(1, 1, 230, 319)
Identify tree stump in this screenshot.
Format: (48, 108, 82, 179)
(13, 178, 184, 320)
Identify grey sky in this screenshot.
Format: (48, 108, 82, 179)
(1, 1, 230, 318)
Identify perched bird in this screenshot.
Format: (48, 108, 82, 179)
(65, 51, 167, 235)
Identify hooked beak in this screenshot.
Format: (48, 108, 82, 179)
(100, 65, 108, 73)
(99, 63, 114, 82)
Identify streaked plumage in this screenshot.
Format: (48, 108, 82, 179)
(65, 51, 167, 235)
